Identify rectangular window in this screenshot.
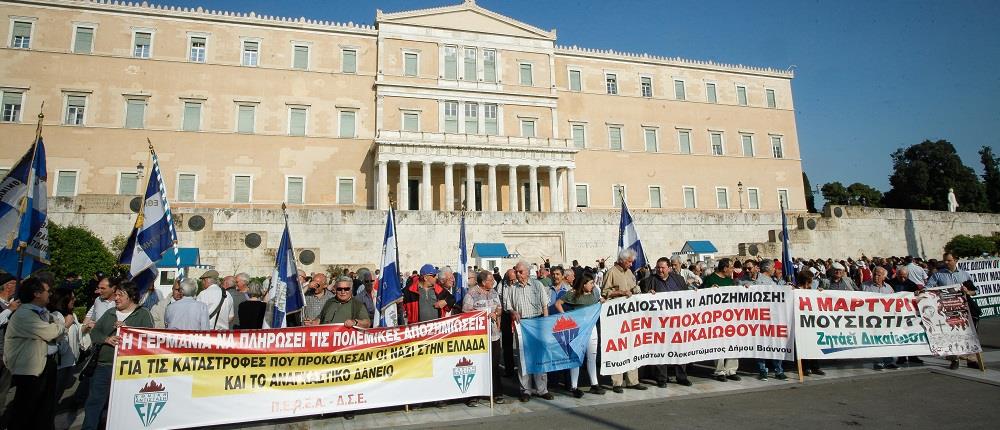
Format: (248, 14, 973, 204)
(337, 178, 354, 205)
(644, 128, 658, 152)
(124, 99, 146, 129)
(55, 171, 77, 197)
(463, 47, 476, 80)
(404, 52, 418, 76)
(571, 124, 585, 149)
(74, 26, 94, 54)
(741, 134, 754, 157)
(182, 101, 201, 131)
(233, 175, 251, 203)
(402, 111, 419, 132)
(65, 95, 86, 125)
(716, 187, 729, 209)
(242, 41, 259, 66)
(649, 186, 662, 209)
(289, 107, 307, 136)
(766, 89, 776, 108)
(286, 176, 304, 204)
(575, 184, 589, 208)
(674, 79, 686, 100)
(11, 21, 32, 49)
(519, 63, 533, 86)
(612, 184, 626, 208)
(779, 189, 790, 210)
(706, 83, 717, 103)
(484, 104, 498, 135)
(608, 126, 622, 150)
(748, 188, 760, 210)
(177, 173, 196, 202)
(683, 187, 697, 209)
(520, 119, 535, 138)
(293, 45, 309, 70)
(133, 31, 151, 58)
(737, 85, 748, 106)
(605, 73, 618, 95)
(237, 104, 255, 133)
(342, 49, 357, 73)
(711, 132, 724, 155)
(443, 45, 458, 80)
(640, 76, 653, 98)
(118, 172, 138, 195)
(189, 36, 206, 62)
(1, 91, 23, 122)
(339, 110, 356, 138)
(465, 103, 479, 134)
(771, 136, 784, 158)
(444, 101, 459, 133)
(678, 130, 691, 154)
(483, 49, 496, 82)
(569, 69, 582, 91)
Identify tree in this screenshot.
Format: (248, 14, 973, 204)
(802, 172, 818, 213)
(846, 183, 883, 207)
(945, 234, 997, 258)
(821, 182, 849, 206)
(980, 146, 1000, 213)
(883, 140, 988, 212)
(48, 222, 117, 288)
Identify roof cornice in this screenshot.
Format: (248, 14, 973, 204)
(556, 45, 794, 79)
(376, 0, 556, 40)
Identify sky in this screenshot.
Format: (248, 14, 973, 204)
(160, 0, 999, 197)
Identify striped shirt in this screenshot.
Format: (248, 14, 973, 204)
(502, 279, 549, 319)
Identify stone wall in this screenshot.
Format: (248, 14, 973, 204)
(48, 195, 1000, 276)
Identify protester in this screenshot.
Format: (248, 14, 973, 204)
(499, 268, 518, 376)
(503, 261, 552, 401)
(354, 271, 376, 321)
(318, 277, 371, 328)
(230, 273, 251, 327)
(753, 260, 787, 380)
(238, 281, 268, 329)
(47, 287, 81, 404)
(0, 272, 18, 415)
(3, 277, 64, 430)
(640, 257, 691, 387)
(601, 249, 648, 392)
(826, 262, 858, 291)
(403, 264, 454, 324)
(890, 266, 920, 293)
(794, 270, 825, 376)
(302, 272, 332, 324)
(700, 258, 741, 382)
(554, 271, 604, 397)
(196, 270, 233, 330)
(82, 275, 115, 335)
(165, 278, 210, 330)
(546, 266, 570, 315)
(462, 270, 506, 405)
(862, 267, 900, 371)
(926, 252, 979, 369)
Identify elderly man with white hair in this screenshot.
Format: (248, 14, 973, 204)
(165, 278, 211, 330)
(229, 272, 251, 327)
(863, 266, 900, 370)
(502, 260, 552, 402)
(601, 249, 648, 393)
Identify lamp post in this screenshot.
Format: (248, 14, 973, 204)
(136, 161, 145, 180)
(737, 181, 744, 212)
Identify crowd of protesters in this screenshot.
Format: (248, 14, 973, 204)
(0, 249, 984, 429)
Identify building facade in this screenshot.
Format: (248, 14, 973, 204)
(1, 0, 805, 217)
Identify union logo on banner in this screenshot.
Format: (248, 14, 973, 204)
(133, 380, 169, 427)
(452, 357, 477, 393)
(552, 316, 580, 361)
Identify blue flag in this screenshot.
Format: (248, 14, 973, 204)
(454, 212, 468, 306)
(376, 208, 402, 327)
(0, 138, 48, 277)
(780, 203, 796, 285)
(618, 197, 647, 272)
(119, 148, 176, 308)
(271, 215, 304, 328)
(517, 304, 601, 374)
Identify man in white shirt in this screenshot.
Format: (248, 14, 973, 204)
(166, 278, 210, 330)
(196, 270, 233, 330)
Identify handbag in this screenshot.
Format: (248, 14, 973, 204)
(79, 343, 104, 380)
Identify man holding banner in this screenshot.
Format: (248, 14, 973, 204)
(504, 261, 552, 402)
(926, 252, 980, 369)
(601, 249, 648, 393)
(462, 270, 506, 405)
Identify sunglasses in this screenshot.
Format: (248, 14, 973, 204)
(335, 287, 352, 292)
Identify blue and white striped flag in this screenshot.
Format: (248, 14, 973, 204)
(270, 213, 304, 328)
(455, 212, 468, 306)
(375, 208, 402, 327)
(0, 138, 48, 277)
(119, 148, 176, 307)
(618, 197, 647, 272)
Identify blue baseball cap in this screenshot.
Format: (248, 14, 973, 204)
(419, 264, 437, 276)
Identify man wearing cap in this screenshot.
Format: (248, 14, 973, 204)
(402, 264, 455, 324)
(826, 262, 858, 291)
(196, 270, 233, 330)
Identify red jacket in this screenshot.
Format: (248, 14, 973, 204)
(401, 278, 455, 324)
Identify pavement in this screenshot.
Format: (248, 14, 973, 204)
(55, 319, 1000, 430)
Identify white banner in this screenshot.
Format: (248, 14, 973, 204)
(794, 289, 931, 359)
(599, 285, 794, 374)
(958, 257, 1000, 319)
(919, 285, 983, 357)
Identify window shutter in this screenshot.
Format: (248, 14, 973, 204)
(609, 127, 622, 150)
(2, 92, 21, 106)
(403, 113, 418, 132)
(684, 188, 696, 208)
(679, 131, 691, 154)
(650, 187, 662, 208)
(483, 50, 496, 82)
(444, 47, 457, 79)
(340, 111, 356, 137)
(742, 135, 753, 156)
(178, 174, 196, 202)
(707, 83, 717, 103)
(56, 171, 77, 196)
(572, 124, 585, 148)
(711, 133, 723, 155)
(342, 50, 356, 73)
(289, 108, 307, 136)
(12, 22, 31, 37)
(134, 32, 151, 46)
(74, 27, 94, 53)
(737, 86, 748, 106)
(338, 179, 353, 204)
(183, 102, 201, 131)
(233, 176, 251, 202)
(238, 105, 255, 133)
(404, 53, 418, 76)
(119, 172, 138, 195)
(645, 129, 657, 152)
(575, 185, 588, 207)
(125, 100, 145, 129)
(766, 89, 776, 108)
(569, 70, 581, 91)
(519, 64, 532, 85)
(293, 46, 309, 69)
(68, 95, 86, 107)
(287, 177, 304, 204)
(464, 48, 476, 80)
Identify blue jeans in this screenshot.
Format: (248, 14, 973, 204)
(757, 359, 784, 374)
(82, 363, 113, 430)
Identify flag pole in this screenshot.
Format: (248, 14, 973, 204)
(15, 105, 45, 282)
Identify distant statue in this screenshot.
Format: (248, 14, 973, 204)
(947, 188, 959, 212)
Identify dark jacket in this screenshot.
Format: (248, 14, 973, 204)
(401, 279, 455, 324)
(640, 272, 688, 293)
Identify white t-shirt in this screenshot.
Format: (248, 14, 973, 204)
(197, 284, 234, 330)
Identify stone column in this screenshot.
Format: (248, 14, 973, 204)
(548, 166, 559, 212)
(444, 162, 455, 211)
(487, 164, 498, 212)
(377, 160, 388, 210)
(421, 161, 432, 211)
(507, 165, 519, 212)
(567, 167, 577, 211)
(465, 163, 476, 211)
(528, 165, 539, 212)
(398, 161, 409, 210)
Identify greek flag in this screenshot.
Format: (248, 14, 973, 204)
(617, 197, 647, 272)
(119, 149, 175, 307)
(270, 214, 304, 328)
(780, 203, 797, 285)
(455, 212, 468, 306)
(375, 208, 402, 327)
(0, 138, 48, 277)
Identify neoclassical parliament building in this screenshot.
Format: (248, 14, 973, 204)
(1, 0, 804, 217)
